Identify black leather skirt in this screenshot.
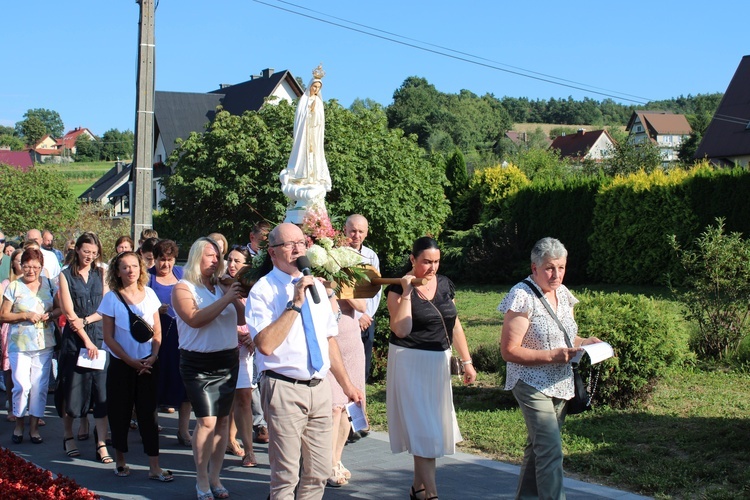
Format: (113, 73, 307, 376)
(179, 348, 239, 418)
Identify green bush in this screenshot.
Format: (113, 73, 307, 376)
(470, 343, 505, 377)
(471, 163, 530, 222)
(669, 218, 750, 359)
(588, 168, 698, 284)
(575, 290, 694, 408)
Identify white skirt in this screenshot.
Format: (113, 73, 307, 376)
(236, 345, 254, 389)
(386, 344, 462, 458)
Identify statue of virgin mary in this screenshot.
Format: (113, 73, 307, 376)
(279, 65, 331, 223)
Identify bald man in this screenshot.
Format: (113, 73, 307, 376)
(26, 229, 61, 280)
(344, 214, 381, 381)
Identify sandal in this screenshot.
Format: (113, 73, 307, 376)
(241, 452, 257, 468)
(326, 468, 348, 487)
(226, 440, 244, 457)
(336, 461, 351, 479)
(97, 444, 113, 464)
(149, 469, 174, 482)
(410, 486, 426, 500)
(210, 485, 230, 499)
(196, 484, 214, 500)
(129, 419, 138, 430)
(64, 437, 80, 457)
(114, 465, 130, 477)
(177, 431, 192, 447)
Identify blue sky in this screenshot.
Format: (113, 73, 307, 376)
(1, 0, 747, 136)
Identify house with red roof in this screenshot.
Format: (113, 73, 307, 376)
(694, 55, 750, 167)
(56, 127, 96, 155)
(626, 111, 692, 164)
(550, 129, 616, 162)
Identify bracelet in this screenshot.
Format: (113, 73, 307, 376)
(327, 290, 336, 299)
(82, 317, 89, 328)
(401, 294, 412, 300)
(461, 359, 473, 366)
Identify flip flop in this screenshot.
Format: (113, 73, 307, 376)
(149, 469, 174, 482)
(242, 453, 257, 468)
(210, 485, 230, 499)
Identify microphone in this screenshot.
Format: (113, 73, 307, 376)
(295, 255, 320, 304)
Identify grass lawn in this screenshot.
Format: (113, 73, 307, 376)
(365, 284, 750, 499)
(55, 160, 115, 197)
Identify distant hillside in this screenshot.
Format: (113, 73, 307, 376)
(513, 123, 626, 134)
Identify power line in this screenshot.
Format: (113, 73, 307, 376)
(252, 0, 653, 105)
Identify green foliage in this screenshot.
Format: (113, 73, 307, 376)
(62, 204, 130, 263)
(19, 115, 46, 147)
(575, 290, 694, 408)
(470, 343, 505, 375)
(74, 135, 98, 162)
(508, 147, 571, 182)
(444, 148, 468, 202)
(387, 77, 512, 155)
(0, 125, 14, 136)
(603, 139, 663, 175)
(162, 100, 450, 265)
(0, 134, 25, 150)
(684, 163, 750, 238)
(588, 168, 697, 284)
(0, 164, 78, 234)
(16, 108, 64, 139)
(471, 164, 530, 222)
(494, 127, 550, 160)
(100, 129, 134, 160)
(669, 218, 750, 359)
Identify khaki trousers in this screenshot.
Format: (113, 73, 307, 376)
(512, 379, 568, 500)
(261, 375, 332, 500)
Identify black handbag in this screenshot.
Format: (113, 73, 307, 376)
(522, 280, 596, 415)
(114, 291, 154, 343)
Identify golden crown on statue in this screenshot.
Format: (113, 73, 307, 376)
(312, 64, 326, 80)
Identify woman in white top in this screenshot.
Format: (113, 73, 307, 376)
(499, 237, 601, 499)
(172, 237, 245, 500)
(98, 251, 173, 482)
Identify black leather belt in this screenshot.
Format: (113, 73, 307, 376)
(264, 370, 322, 387)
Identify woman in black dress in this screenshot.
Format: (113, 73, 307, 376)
(55, 232, 111, 462)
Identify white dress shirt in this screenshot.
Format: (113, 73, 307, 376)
(356, 245, 381, 319)
(246, 267, 338, 380)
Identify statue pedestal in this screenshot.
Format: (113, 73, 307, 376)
(280, 170, 329, 224)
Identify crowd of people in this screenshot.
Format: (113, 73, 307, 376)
(0, 220, 599, 500)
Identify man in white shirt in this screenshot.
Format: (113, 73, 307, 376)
(344, 214, 381, 381)
(26, 229, 61, 280)
(246, 222, 363, 500)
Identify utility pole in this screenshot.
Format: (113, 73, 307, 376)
(131, 0, 156, 241)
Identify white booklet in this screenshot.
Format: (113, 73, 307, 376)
(345, 402, 369, 433)
(76, 348, 107, 370)
(572, 341, 615, 365)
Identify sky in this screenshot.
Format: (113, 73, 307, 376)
(1, 0, 747, 136)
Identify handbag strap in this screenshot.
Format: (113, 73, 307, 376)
(521, 279, 574, 350)
(113, 290, 139, 321)
(414, 286, 453, 350)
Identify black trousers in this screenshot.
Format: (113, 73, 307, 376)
(106, 355, 160, 456)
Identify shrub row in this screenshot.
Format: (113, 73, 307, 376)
(441, 163, 750, 286)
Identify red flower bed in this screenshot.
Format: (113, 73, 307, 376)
(0, 447, 99, 499)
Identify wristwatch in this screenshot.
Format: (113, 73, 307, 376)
(285, 301, 302, 314)
(82, 317, 89, 328)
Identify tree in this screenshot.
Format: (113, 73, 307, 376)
(0, 134, 25, 151)
(74, 135, 99, 162)
(19, 116, 46, 148)
(100, 129, 134, 160)
(0, 164, 78, 234)
(162, 101, 450, 265)
(603, 139, 663, 175)
(16, 108, 64, 138)
(444, 148, 468, 202)
(0, 125, 15, 136)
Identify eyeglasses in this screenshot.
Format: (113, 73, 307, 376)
(80, 250, 98, 257)
(270, 240, 307, 249)
(21, 265, 42, 272)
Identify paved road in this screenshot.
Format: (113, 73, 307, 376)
(3, 403, 649, 499)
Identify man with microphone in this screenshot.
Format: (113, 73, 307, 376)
(246, 222, 363, 500)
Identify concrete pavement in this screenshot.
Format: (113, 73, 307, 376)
(2, 403, 650, 499)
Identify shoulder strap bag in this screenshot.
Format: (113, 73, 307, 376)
(114, 290, 154, 343)
(415, 287, 464, 376)
(521, 279, 596, 414)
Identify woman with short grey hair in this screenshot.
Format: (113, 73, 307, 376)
(499, 237, 600, 499)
